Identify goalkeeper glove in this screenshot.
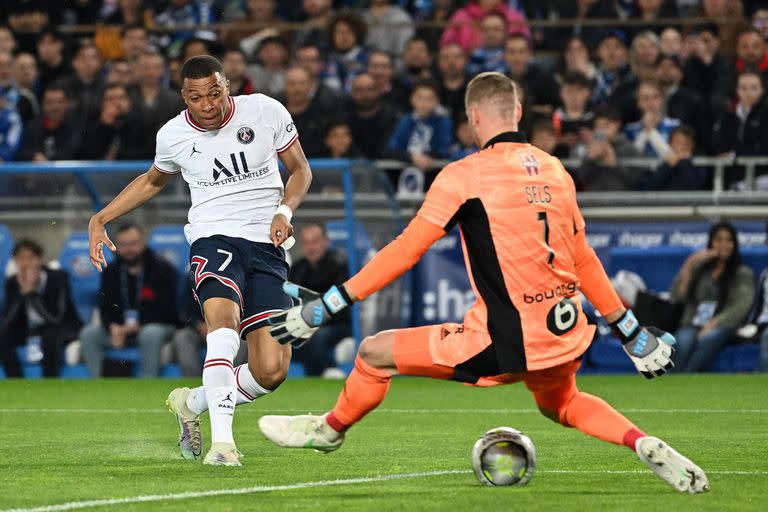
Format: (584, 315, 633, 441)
(610, 310, 676, 379)
(268, 282, 352, 347)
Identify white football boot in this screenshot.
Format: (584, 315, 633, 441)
(165, 387, 202, 460)
(258, 414, 344, 452)
(636, 436, 710, 493)
(203, 442, 243, 466)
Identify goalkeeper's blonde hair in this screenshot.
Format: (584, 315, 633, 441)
(464, 72, 519, 120)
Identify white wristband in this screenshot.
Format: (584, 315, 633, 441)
(275, 204, 293, 222)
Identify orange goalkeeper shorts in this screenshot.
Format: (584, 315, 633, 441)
(393, 323, 582, 388)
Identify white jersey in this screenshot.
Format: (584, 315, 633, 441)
(153, 94, 298, 244)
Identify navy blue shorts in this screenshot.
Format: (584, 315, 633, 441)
(189, 235, 291, 339)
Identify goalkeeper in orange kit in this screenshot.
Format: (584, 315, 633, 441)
(259, 72, 709, 493)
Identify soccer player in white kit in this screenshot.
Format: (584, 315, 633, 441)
(87, 56, 312, 466)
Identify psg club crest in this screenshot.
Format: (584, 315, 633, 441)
(236, 126, 255, 144)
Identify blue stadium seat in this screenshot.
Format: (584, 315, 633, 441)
(325, 220, 374, 266)
(58, 231, 112, 324)
(148, 224, 190, 303)
(0, 224, 14, 305)
(740, 247, 768, 281)
(607, 246, 693, 293)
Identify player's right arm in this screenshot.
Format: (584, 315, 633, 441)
(88, 165, 171, 272)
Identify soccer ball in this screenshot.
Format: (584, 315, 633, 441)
(471, 426, 537, 486)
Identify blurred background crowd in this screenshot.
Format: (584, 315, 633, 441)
(2, 0, 768, 191)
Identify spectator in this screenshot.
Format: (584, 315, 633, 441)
(20, 84, 82, 161)
(0, 51, 36, 121)
(346, 73, 399, 159)
(631, 0, 679, 36)
(592, 31, 638, 123)
(467, 12, 509, 75)
(753, 7, 768, 42)
(121, 24, 149, 64)
(366, 50, 410, 113)
(656, 53, 710, 151)
(530, 119, 569, 159)
(556, 36, 597, 83)
(682, 23, 736, 115)
(284, 65, 332, 157)
(180, 37, 213, 63)
(103, 0, 148, 25)
(630, 31, 661, 82)
(546, 0, 619, 50)
(295, 43, 344, 113)
(13, 52, 39, 98)
(294, 0, 335, 51)
(36, 29, 70, 94)
(0, 94, 23, 161)
(128, 52, 185, 149)
(436, 43, 469, 122)
(288, 223, 350, 377)
(60, 41, 105, 121)
(659, 26, 684, 58)
(223, 49, 256, 96)
(363, 0, 415, 58)
(745, 259, 768, 371)
(736, 29, 768, 87)
(670, 221, 755, 372)
(450, 113, 480, 160)
(0, 239, 82, 377)
(322, 121, 360, 158)
(552, 71, 594, 156)
(168, 55, 183, 91)
(577, 104, 643, 191)
(154, 0, 218, 56)
(221, 0, 282, 50)
(79, 83, 146, 160)
(80, 224, 178, 378)
(248, 36, 289, 97)
(2, 2, 56, 53)
(624, 80, 681, 158)
(323, 10, 368, 93)
(504, 34, 561, 115)
(398, 36, 434, 90)
(385, 79, 453, 173)
(712, 72, 768, 157)
(641, 125, 708, 190)
(105, 58, 135, 88)
(699, 0, 744, 52)
(0, 25, 16, 54)
(440, 0, 529, 53)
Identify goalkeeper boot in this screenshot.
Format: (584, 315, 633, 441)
(165, 387, 203, 460)
(258, 414, 344, 453)
(636, 436, 710, 493)
(203, 442, 243, 466)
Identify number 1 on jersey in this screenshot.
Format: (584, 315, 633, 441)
(537, 211, 555, 267)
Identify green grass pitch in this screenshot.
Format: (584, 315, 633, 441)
(1, 375, 766, 511)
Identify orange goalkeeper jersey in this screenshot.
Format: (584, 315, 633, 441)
(346, 132, 623, 372)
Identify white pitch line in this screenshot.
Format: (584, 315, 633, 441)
(2, 469, 766, 512)
(1, 470, 468, 512)
(0, 408, 766, 414)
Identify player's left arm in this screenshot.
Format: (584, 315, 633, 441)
(273, 140, 312, 247)
(570, 188, 676, 378)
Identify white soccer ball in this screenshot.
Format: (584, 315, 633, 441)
(471, 426, 537, 486)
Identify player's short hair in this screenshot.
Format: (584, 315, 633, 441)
(181, 55, 224, 81)
(13, 238, 43, 258)
(465, 72, 518, 118)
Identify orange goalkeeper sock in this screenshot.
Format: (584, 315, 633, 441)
(326, 354, 391, 433)
(562, 392, 646, 450)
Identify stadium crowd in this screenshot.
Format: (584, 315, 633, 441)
(1, 1, 768, 378)
(0, 1, 768, 191)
